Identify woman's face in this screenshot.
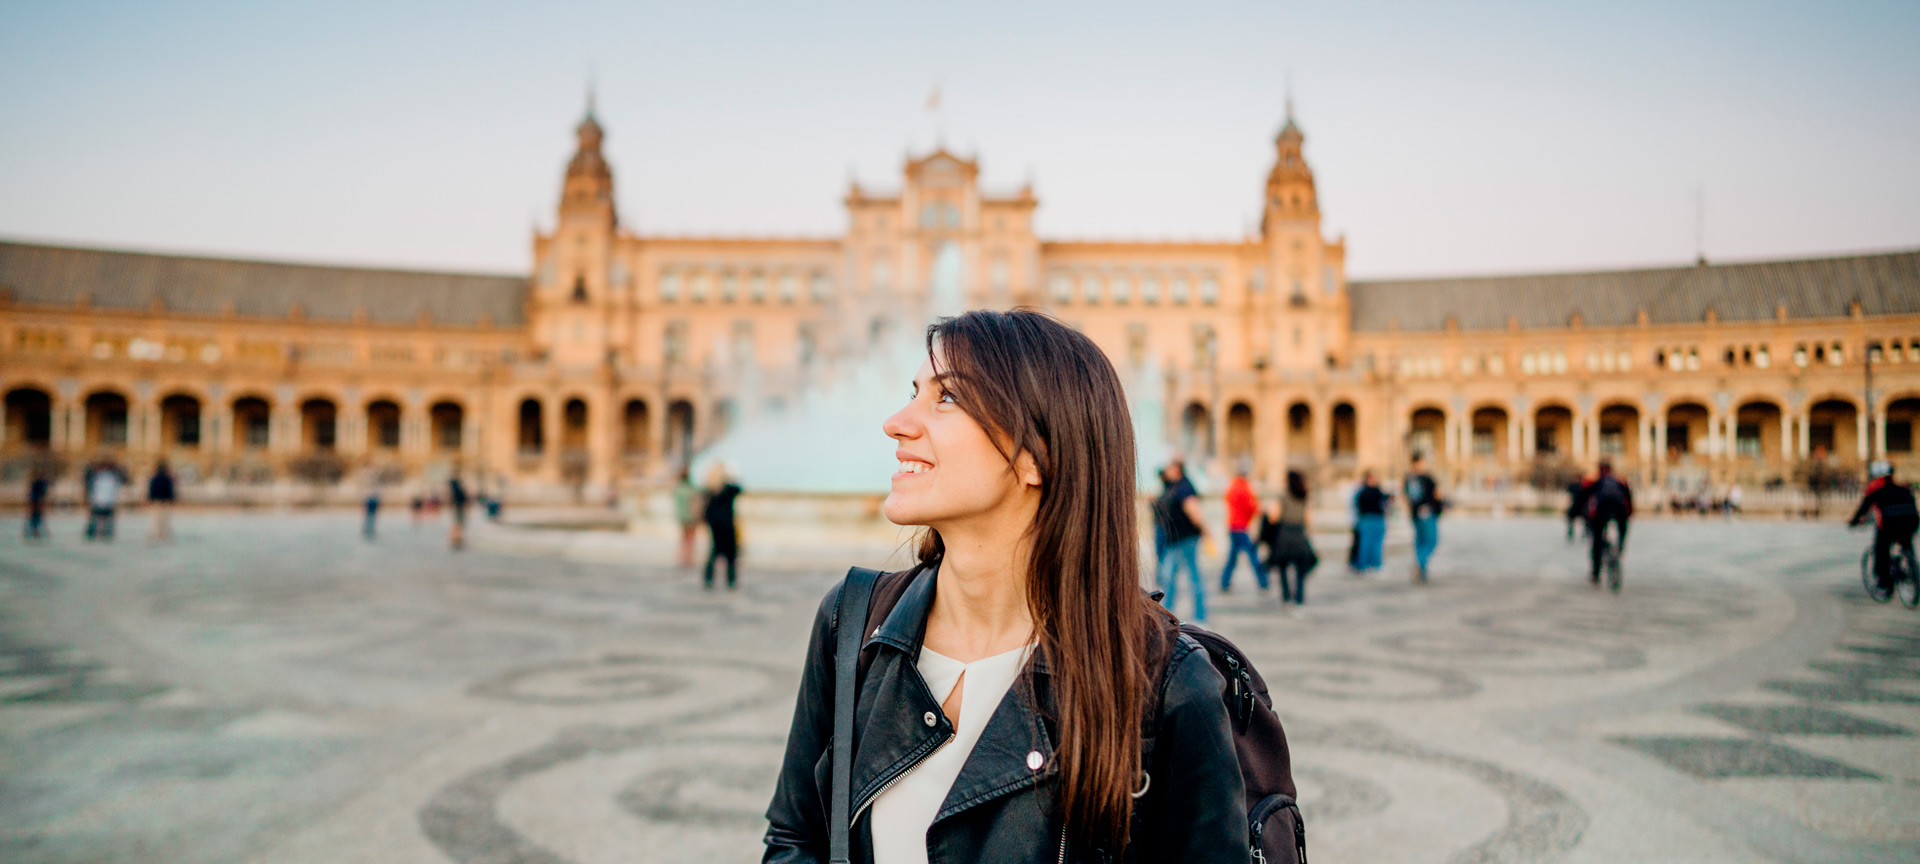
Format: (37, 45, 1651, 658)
(881, 352, 1036, 528)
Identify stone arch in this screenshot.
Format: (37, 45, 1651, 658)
(159, 392, 203, 449)
(665, 399, 696, 464)
(429, 400, 464, 452)
(300, 397, 339, 450)
(516, 397, 544, 455)
(1596, 401, 1642, 463)
(1733, 397, 1785, 462)
(1285, 401, 1313, 462)
(232, 394, 273, 450)
(1180, 402, 1213, 460)
(1224, 402, 1255, 466)
(1470, 404, 1510, 460)
(83, 388, 131, 450)
(1330, 402, 1358, 457)
(367, 399, 404, 451)
(1886, 395, 1920, 456)
(1663, 400, 1712, 458)
(558, 397, 589, 450)
(1408, 405, 1447, 463)
(622, 398, 650, 456)
(1807, 396, 1860, 461)
(1533, 402, 1574, 458)
(4, 386, 54, 448)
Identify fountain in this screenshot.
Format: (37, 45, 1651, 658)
(690, 241, 967, 495)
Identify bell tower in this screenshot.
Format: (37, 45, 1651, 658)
(560, 94, 617, 232)
(1259, 95, 1349, 370)
(533, 91, 622, 365)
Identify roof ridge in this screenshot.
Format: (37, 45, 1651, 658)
(0, 237, 524, 282)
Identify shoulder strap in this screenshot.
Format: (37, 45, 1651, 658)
(830, 566, 883, 864)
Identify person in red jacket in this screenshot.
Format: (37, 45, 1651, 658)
(1218, 469, 1266, 592)
(1850, 461, 1918, 598)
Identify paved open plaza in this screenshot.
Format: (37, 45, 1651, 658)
(2, 510, 1917, 864)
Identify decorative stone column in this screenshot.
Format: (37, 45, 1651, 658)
(57, 378, 81, 452)
(272, 385, 298, 454)
(206, 383, 227, 455)
(1778, 409, 1794, 468)
(1857, 408, 1870, 461)
(341, 386, 364, 457)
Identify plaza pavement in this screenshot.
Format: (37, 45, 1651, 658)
(1, 509, 1917, 864)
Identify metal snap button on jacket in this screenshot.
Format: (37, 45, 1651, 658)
(923, 711, 937, 727)
(1026, 751, 1044, 770)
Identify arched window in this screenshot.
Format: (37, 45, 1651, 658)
(571, 276, 588, 303)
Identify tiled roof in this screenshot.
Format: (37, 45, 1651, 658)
(0, 240, 527, 327)
(1349, 249, 1920, 333)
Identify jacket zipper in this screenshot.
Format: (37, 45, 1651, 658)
(1056, 825, 1067, 864)
(851, 732, 954, 826)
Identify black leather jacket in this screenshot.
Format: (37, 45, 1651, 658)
(764, 565, 1247, 863)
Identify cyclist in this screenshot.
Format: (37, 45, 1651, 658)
(1848, 461, 1918, 598)
(1582, 460, 1633, 585)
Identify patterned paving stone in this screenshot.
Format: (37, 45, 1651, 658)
(1690, 704, 1910, 737)
(4, 512, 1919, 863)
(1613, 736, 1880, 779)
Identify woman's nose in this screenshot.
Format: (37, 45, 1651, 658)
(882, 403, 919, 441)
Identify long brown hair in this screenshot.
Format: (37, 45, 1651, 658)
(914, 309, 1154, 849)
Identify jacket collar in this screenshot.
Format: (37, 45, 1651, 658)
(866, 561, 938, 655)
(863, 559, 1052, 674)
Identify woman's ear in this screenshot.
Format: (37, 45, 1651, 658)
(1014, 449, 1042, 489)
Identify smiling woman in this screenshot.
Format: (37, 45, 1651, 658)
(764, 309, 1248, 864)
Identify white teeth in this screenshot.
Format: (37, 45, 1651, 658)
(897, 461, 930, 474)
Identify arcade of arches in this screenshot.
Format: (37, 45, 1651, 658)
(4, 102, 1919, 503)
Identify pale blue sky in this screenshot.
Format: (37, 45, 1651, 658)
(1, 0, 1915, 278)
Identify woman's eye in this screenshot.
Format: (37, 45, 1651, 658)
(938, 391, 957, 404)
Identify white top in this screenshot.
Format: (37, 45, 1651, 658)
(871, 642, 1033, 864)
(89, 470, 121, 508)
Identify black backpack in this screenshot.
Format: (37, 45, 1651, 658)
(1146, 612, 1306, 864)
(827, 567, 1305, 864)
(1587, 476, 1629, 516)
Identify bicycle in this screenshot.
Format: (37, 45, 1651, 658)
(1857, 536, 1918, 607)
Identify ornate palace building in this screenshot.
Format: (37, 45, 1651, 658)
(4, 102, 1919, 504)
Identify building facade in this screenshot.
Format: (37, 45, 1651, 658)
(4, 103, 1919, 504)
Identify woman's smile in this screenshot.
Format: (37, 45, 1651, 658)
(893, 452, 935, 481)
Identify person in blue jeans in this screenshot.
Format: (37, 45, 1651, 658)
(1153, 459, 1209, 622)
(1404, 456, 1443, 583)
(1351, 470, 1390, 572)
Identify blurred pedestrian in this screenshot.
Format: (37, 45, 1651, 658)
(1351, 469, 1389, 572)
(84, 457, 126, 541)
(702, 463, 742, 590)
(1257, 470, 1318, 605)
(1404, 455, 1443, 582)
(146, 460, 177, 542)
(1154, 459, 1208, 622)
(363, 487, 380, 540)
(1217, 468, 1265, 592)
(1566, 475, 1587, 541)
(1151, 465, 1172, 562)
(25, 468, 49, 540)
(673, 466, 703, 567)
(410, 494, 424, 527)
(448, 471, 470, 550)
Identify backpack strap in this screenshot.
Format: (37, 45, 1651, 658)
(829, 566, 883, 864)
